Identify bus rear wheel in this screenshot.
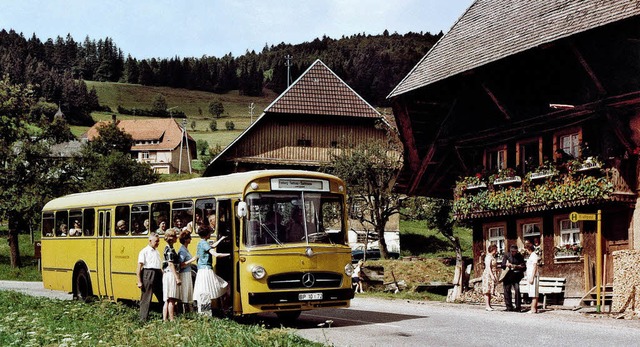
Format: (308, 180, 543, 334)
(74, 268, 92, 302)
(276, 310, 301, 322)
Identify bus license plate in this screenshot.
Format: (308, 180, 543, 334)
(299, 292, 323, 301)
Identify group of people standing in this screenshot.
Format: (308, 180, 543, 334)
(136, 224, 229, 321)
(482, 240, 540, 313)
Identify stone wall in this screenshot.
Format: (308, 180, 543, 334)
(612, 250, 640, 316)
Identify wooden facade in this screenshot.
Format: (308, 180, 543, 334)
(204, 59, 400, 244)
(388, 1, 640, 301)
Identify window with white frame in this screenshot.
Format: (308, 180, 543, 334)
(486, 147, 506, 172)
(488, 226, 505, 256)
(141, 152, 149, 159)
(523, 223, 541, 242)
(559, 132, 580, 158)
(559, 219, 580, 246)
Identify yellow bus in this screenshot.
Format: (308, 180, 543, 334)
(41, 170, 354, 319)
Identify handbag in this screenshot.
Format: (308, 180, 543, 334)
(498, 267, 510, 283)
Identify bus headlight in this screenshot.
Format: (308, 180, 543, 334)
(251, 266, 266, 280)
(345, 263, 354, 276)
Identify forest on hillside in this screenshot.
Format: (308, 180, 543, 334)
(0, 29, 441, 124)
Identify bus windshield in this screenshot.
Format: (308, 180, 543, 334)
(245, 191, 345, 246)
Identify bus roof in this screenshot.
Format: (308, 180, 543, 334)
(43, 170, 341, 211)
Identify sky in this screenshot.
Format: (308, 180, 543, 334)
(0, 0, 474, 60)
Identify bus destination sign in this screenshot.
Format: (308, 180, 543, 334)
(272, 178, 329, 191)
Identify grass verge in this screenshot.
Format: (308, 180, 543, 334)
(0, 232, 41, 281)
(0, 291, 320, 346)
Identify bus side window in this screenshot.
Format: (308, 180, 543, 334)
(132, 204, 150, 235)
(56, 211, 68, 237)
(197, 199, 216, 233)
(69, 210, 83, 236)
(172, 200, 193, 232)
(42, 212, 55, 237)
(152, 202, 170, 235)
(115, 205, 131, 236)
(84, 209, 95, 236)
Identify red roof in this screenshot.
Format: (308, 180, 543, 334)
(265, 59, 380, 118)
(83, 118, 193, 151)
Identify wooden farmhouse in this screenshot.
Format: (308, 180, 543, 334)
(84, 116, 196, 174)
(203, 59, 400, 252)
(388, 0, 640, 308)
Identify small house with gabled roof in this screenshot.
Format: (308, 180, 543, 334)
(83, 117, 196, 174)
(388, 0, 640, 308)
(204, 59, 400, 252)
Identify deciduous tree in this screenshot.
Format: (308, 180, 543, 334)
(325, 138, 403, 258)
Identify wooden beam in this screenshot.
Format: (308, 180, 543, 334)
(392, 97, 421, 173)
(408, 100, 457, 194)
(570, 41, 606, 96)
(454, 146, 468, 173)
(606, 111, 635, 154)
(481, 82, 511, 121)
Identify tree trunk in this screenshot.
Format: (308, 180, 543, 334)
(377, 224, 389, 258)
(444, 234, 463, 302)
(8, 216, 22, 268)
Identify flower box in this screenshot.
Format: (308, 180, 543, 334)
(576, 160, 602, 172)
(530, 171, 556, 180)
(465, 182, 487, 190)
(493, 176, 522, 186)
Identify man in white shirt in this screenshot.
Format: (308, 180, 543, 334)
(136, 233, 162, 321)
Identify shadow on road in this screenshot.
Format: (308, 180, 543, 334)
(255, 308, 426, 329)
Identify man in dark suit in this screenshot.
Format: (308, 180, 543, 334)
(501, 244, 526, 312)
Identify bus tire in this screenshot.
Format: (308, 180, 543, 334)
(74, 268, 93, 302)
(276, 310, 301, 322)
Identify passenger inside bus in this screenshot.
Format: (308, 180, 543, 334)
(58, 224, 68, 237)
(116, 220, 128, 235)
(285, 207, 305, 242)
(156, 220, 168, 235)
(185, 210, 203, 233)
(173, 217, 184, 232)
(142, 219, 150, 234)
(69, 220, 82, 236)
(262, 211, 284, 244)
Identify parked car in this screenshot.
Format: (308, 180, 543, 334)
(351, 247, 399, 262)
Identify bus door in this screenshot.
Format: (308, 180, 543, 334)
(96, 209, 114, 299)
(216, 200, 235, 307)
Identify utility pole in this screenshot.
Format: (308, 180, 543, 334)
(249, 102, 255, 124)
(178, 118, 192, 174)
(285, 54, 293, 87)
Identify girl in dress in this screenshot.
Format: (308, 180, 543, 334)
(482, 244, 498, 311)
(177, 229, 197, 313)
(162, 229, 181, 321)
(192, 225, 230, 315)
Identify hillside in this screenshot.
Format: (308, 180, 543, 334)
(80, 81, 279, 149)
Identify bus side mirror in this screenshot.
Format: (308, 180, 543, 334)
(237, 201, 248, 218)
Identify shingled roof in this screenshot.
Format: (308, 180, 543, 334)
(389, 0, 640, 98)
(265, 59, 380, 118)
(83, 118, 193, 152)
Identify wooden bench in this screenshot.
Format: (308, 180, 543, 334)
(519, 277, 566, 309)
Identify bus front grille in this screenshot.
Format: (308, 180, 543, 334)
(267, 272, 342, 289)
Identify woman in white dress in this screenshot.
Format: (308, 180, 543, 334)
(525, 241, 540, 313)
(482, 244, 498, 311)
(177, 229, 197, 313)
(192, 225, 230, 315)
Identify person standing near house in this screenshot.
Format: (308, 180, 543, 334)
(501, 244, 526, 312)
(136, 233, 163, 321)
(525, 241, 540, 313)
(482, 244, 498, 311)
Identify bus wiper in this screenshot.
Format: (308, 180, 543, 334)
(260, 223, 283, 245)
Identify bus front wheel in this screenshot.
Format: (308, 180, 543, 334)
(74, 268, 93, 302)
(276, 310, 301, 322)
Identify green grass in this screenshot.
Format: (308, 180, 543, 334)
(0, 291, 320, 346)
(399, 219, 473, 259)
(72, 81, 269, 149)
(0, 231, 41, 281)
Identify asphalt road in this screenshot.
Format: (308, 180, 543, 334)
(2, 281, 639, 346)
